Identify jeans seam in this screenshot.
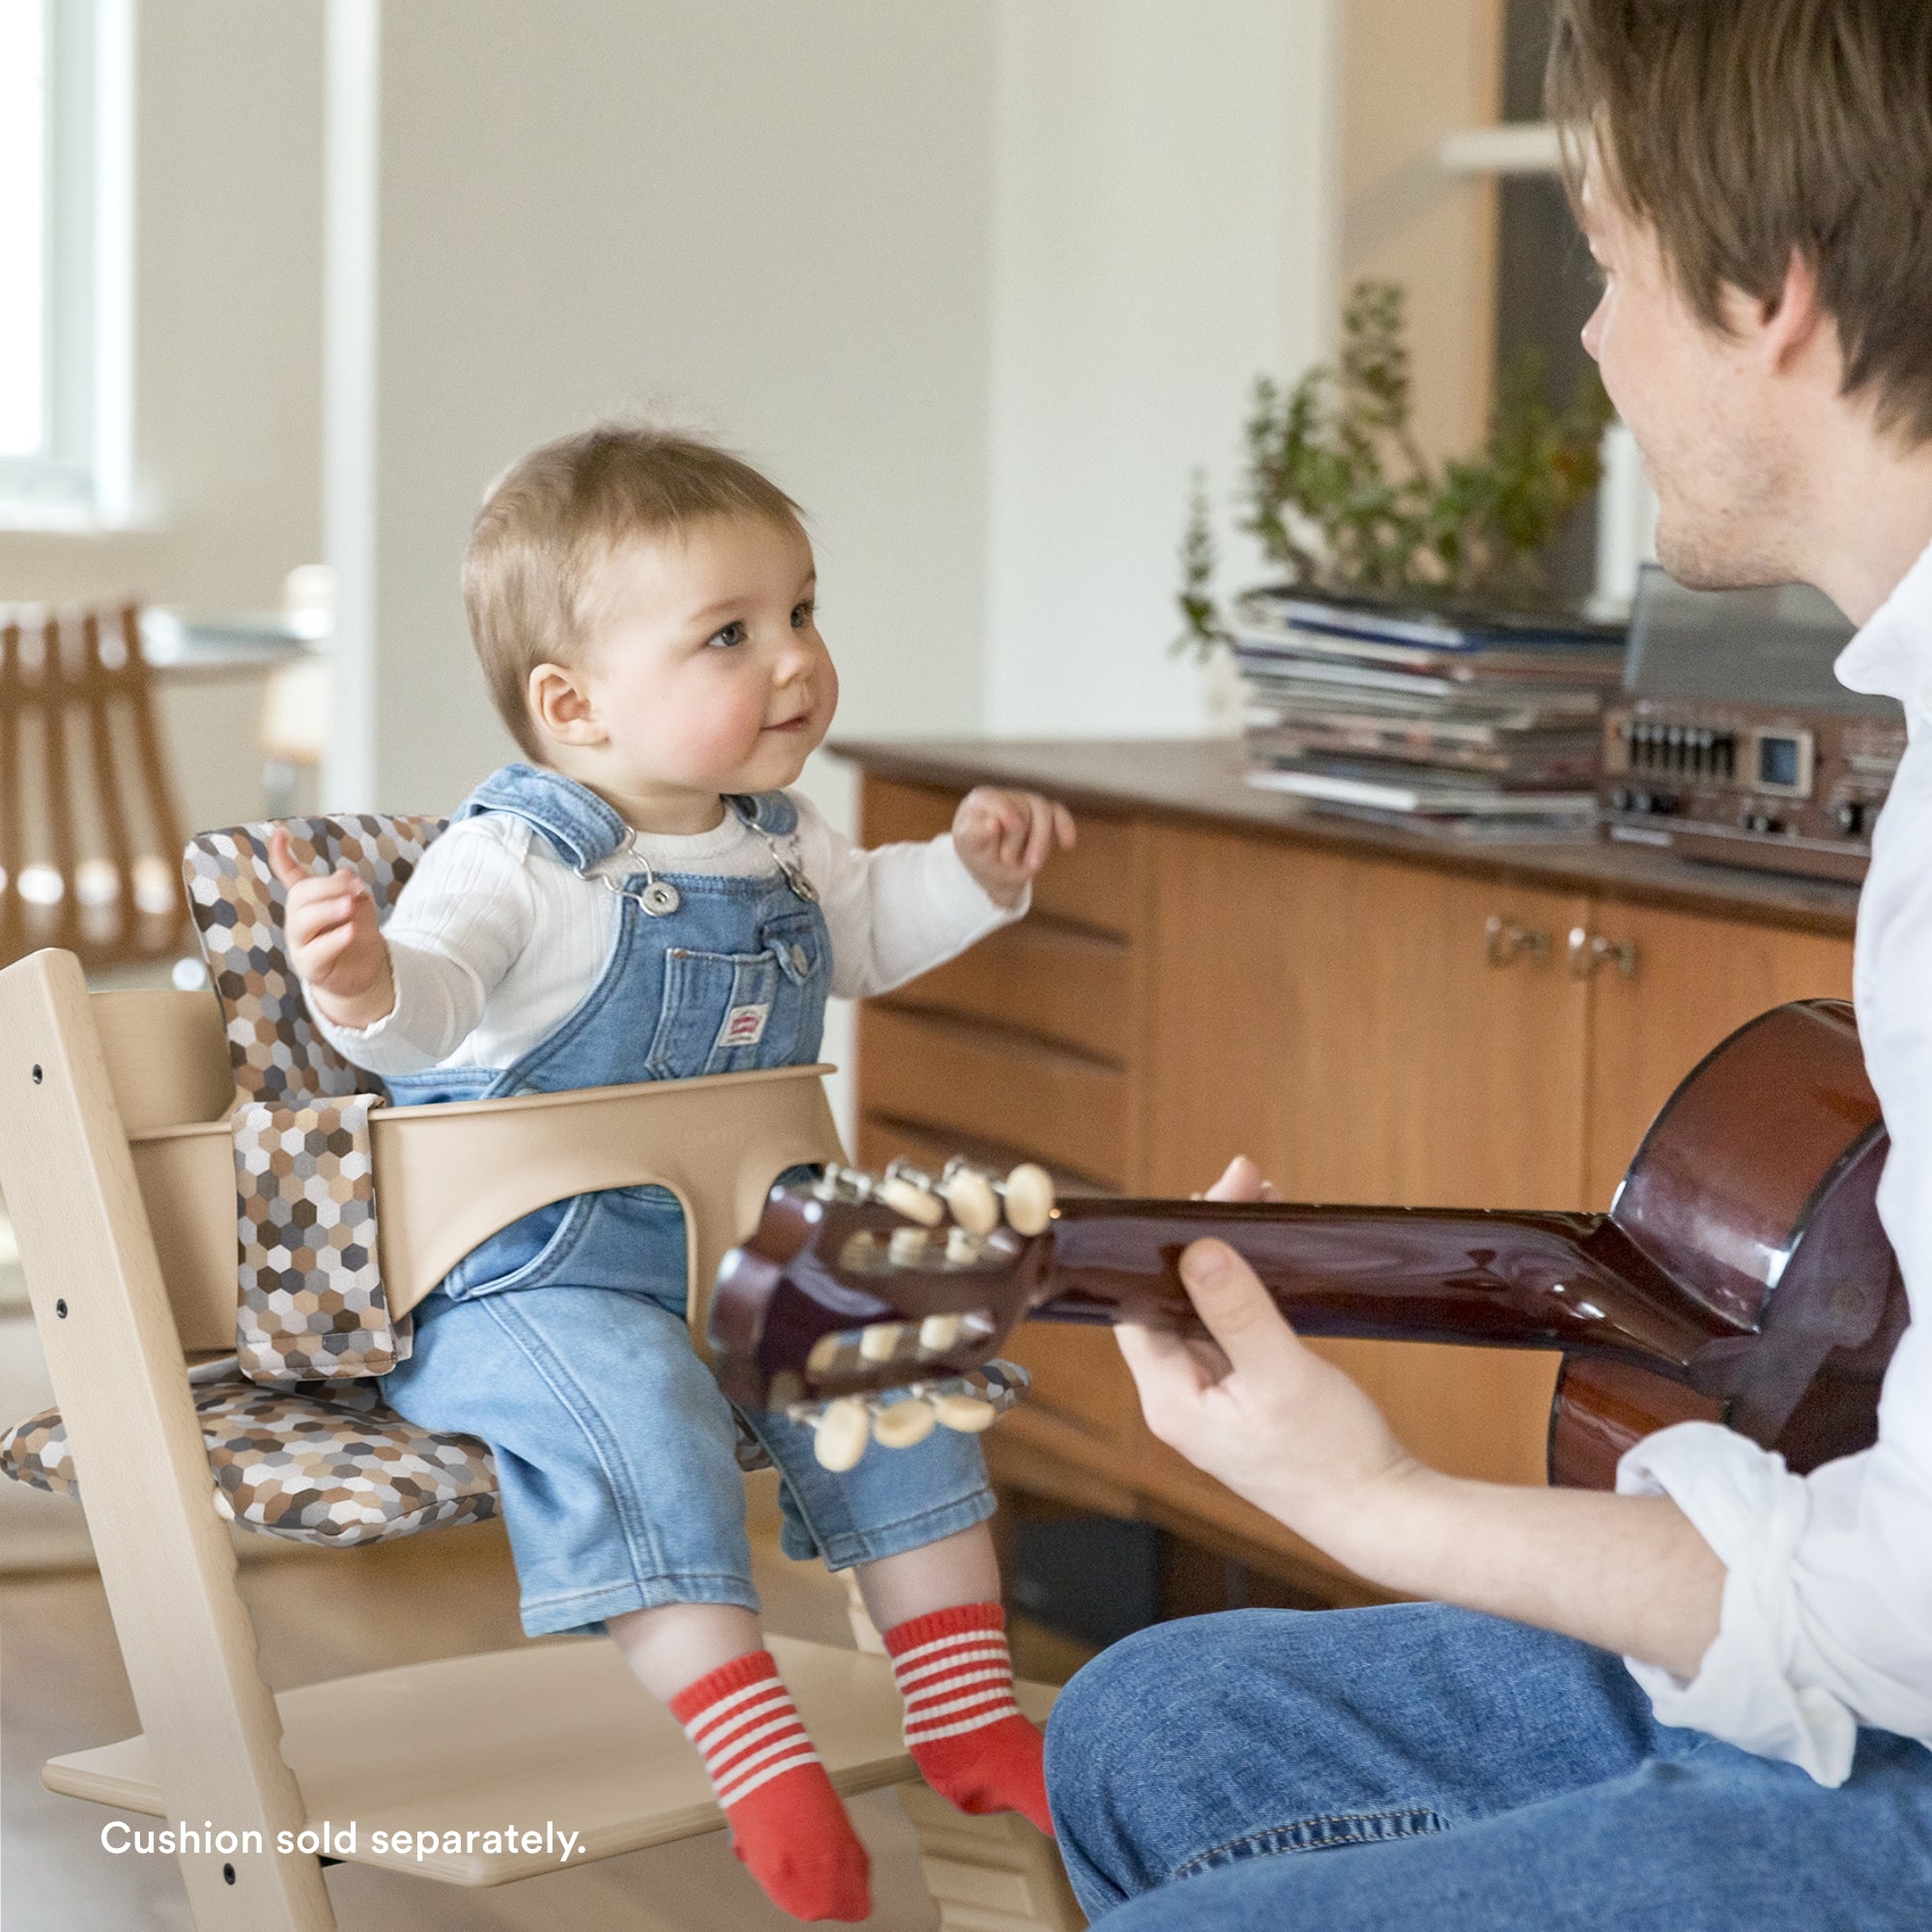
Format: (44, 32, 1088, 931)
(1173, 1806, 1448, 1878)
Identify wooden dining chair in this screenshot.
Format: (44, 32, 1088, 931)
(0, 602, 190, 972)
(0, 947, 1080, 1932)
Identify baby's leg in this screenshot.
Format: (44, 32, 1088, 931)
(382, 1287, 867, 1921)
(609, 1601, 869, 1924)
(857, 1523, 1053, 1835)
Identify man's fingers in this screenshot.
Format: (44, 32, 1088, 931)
(1204, 1154, 1266, 1204)
(1177, 1237, 1303, 1372)
(1053, 803, 1076, 850)
(1115, 1320, 1206, 1398)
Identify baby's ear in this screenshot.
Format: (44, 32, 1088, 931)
(526, 662, 603, 747)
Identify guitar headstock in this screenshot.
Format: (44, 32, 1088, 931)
(710, 1157, 1059, 1470)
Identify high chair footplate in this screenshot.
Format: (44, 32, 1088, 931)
(42, 1633, 1058, 1888)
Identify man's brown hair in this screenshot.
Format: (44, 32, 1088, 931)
(1548, 0, 1932, 442)
(463, 424, 804, 759)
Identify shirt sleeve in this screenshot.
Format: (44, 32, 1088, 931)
(1614, 731, 1932, 1786)
(789, 792, 1026, 1000)
(306, 816, 538, 1076)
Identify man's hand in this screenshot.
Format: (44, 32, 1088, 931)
(952, 787, 1075, 909)
(1115, 1156, 1420, 1549)
(267, 828, 396, 1032)
(1116, 1154, 1725, 1679)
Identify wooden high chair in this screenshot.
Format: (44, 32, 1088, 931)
(0, 947, 1080, 1932)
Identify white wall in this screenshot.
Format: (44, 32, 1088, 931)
(330, 0, 998, 819)
(982, 0, 1338, 737)
(0, 0, 327, 837)
(330, 0, 1342, 808)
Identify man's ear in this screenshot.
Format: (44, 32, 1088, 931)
(527, 662, 605, 748)
(1754, 247, 1833, 375)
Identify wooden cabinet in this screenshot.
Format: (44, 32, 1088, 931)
(847, 760, 1858, 1599)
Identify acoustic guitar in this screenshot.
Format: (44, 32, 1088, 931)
(710, 1000, 1906, 1486)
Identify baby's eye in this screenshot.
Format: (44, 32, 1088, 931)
(706, 620, 748, 650)
(790, 601, 814, 630)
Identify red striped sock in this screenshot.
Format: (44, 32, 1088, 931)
(669, 1650, 871, 1922)
(884, 1603, 1052, 1835)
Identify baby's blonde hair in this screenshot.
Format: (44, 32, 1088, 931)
(463, 423, 805, 758)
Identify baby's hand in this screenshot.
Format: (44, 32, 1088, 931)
(952, 787, 1075, 909)
(267, 828, 395, 1031)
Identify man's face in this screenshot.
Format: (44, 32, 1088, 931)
(1580, 171, 1799, 591)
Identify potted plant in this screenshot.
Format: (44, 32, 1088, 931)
(1178, 278, 1615, 654)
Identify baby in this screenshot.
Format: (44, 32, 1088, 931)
(272, 425, 1074, 1922)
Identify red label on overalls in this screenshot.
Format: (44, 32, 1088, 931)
(720, 1003, 771, 1048)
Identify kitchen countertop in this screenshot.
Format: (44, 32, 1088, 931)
(831, 735, 1862, 939)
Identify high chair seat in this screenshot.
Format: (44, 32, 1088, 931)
(42, 1633, 1060, 1888)
(2, 1372, 499, 1545)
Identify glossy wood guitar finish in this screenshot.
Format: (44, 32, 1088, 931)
(712, 1001, 1906, 1487)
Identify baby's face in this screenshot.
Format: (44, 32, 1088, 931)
(568, 513, 837, 808)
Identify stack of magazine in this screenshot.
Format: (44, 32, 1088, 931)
(1233, 587, 1629, 839)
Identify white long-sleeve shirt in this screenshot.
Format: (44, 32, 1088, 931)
(313, 789, 1019, 1076)
(1618, 536, 1932, 1785)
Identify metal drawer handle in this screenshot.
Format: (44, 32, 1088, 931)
(1568, 926, 1638, 980)
(1485, 915, 1551, 969)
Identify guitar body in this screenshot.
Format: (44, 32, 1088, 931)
(713, 1000, 1908, 1490)
(1548, 1000, 1902, 1484)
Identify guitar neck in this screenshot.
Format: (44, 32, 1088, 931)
(1035, 1198, 1727, 1375)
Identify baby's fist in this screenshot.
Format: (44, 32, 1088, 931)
(952, 787, 1075, 909)
(268, 828, 395, 1031)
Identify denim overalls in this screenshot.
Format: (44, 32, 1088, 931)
(379, 764, 995, 1637)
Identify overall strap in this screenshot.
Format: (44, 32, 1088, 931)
(726, 789, 800, 838)
(457, 763, 633, 871)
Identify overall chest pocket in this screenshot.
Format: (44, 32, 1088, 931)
(644, 913, 825, 1080)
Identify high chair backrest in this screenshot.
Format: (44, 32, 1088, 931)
(184, 814, 443, 1106)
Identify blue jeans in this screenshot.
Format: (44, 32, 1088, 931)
(1044, 1605, 1932, 1929)
(383, 1279, 995, 1637)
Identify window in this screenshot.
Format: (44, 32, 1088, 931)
(0, 0, 131, 526)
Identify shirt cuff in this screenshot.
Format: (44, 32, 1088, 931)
(1617, 1421, 1858, 1785)
(303, 943, 448, 1075)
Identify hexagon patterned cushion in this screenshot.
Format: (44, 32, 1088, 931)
(0, 1374, 499, 1546)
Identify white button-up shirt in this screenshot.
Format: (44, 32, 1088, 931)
(1619, 536, 1932, 1786)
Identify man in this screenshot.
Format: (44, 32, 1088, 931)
(1042, 4, 1932, 1925)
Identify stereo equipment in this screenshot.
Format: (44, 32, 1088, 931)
(1600, 566, 1906, 883)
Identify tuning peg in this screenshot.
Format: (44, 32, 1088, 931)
(918, 1313, 963, 1355)
(812, 1397, 872, 1471)
(1003, 1163, 1056, 1236)
(858, 1321, 906, 1363)
(871, 1398, 937, 1449)
(878, 1173, 944, 1227)
(940, 1166, 1000, 1237)
(945, 1226, 981, 1265)
(888, 1227, 931, 1265)
(933, 1392, 998, 1434)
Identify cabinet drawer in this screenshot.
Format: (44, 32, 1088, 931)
(885, 920, 1134, 1065)
(859, 774, 1144, 941)
(859, 1005, 1130, 1188)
